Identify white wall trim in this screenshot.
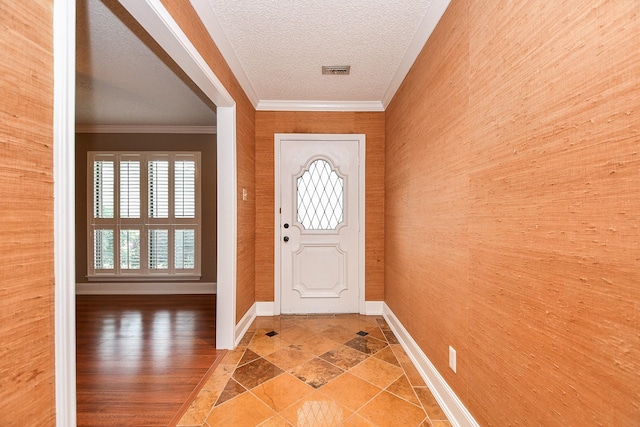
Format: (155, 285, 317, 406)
(75, 282, 217, 295)
(257, 100, 384, 112)
(75, 124, 217, 134)
(274, 134, 366, 315)
(215, 106, 237, 349)
(189, 0, 260, 107)
(235, 303, 257, 346)
(364, 301, 384, 315)
(118, 0, 238, 351)
(54, 0, 77, 424)
(256, 302, 276, 316)
(381, 0, 452, 108)
(383, 303, 480, 427)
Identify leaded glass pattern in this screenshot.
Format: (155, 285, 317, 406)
(297, 159, 344, 230)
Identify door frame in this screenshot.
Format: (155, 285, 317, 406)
(54, 0, 238, 424)
(274, 133, 366, 315)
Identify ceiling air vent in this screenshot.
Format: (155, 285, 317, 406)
(322, 65, 351, 75)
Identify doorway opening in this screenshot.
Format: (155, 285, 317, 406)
(54, 0, 237, 424)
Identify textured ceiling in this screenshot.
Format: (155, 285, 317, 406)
(202, 0, 432, 103)
(76, 0, 449, 126)
(76, 0, 216, 127)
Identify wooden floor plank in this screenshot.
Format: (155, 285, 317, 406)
(76, 294, 223, 427)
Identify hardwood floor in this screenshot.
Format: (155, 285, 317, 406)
(76, 294, 224, 426)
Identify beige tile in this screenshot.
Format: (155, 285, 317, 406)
(258, 414, 294, 426)
(202, 363, 234, 392)
(237, 348, 261, 367)
(318, 345, 368, 371)
(277, 324, 315, 343)
(206, 391, 275, 427)
(376, 318, 391, 330)
(254, 317, 283, 331)
(382, 329, 400, 344)
(249, 333, 290, 357)
(177, 388, 217, 426)
(302, 317, 339, 334)
(220, 347, 246, 366)
(340, 412, 378, 426)
(414, 387, 449, 420)
(290, 357, 344, 389)
(264, 344, 316, 371)
(343, 336, 388, 355)
(387, 375, 421, 406)
(238, 330, 255, 347)
(373, 346, 401, 367)
(357, 391, 427, 426)
(391, 345, 426, 387)
(319, 373, 382, 412)
(279, 390, 353, 426)
(252, 373, 315, 412)
(430, 421, 453, 426)
(335, 314, 379, 331)
(350, 355, 403, 389)
(296, 334, 341, 356)
(232, 357, 284, 390)
(364, 326, 387, 341)
(321, 325, 360, 343)
(215, 378, 247, 406)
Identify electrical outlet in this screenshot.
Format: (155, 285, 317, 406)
(449, 346, 457, 373)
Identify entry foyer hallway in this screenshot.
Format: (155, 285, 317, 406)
(178, 314, 451, 426)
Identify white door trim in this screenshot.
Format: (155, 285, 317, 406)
(54, 1, 77, 424)
(117, 0, 238, 350)
(274, 133, 366, 315)
(55, 0, 238, 423)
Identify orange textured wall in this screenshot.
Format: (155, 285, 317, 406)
(161, 1, 256, 321)
(386, 0, 639, 425)
(0, 0, 56, 423)
(255, 112, 385, 302)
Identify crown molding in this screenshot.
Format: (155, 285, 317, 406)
(75, 125, 217, 134)
(189, 0, 260, 108)
(256, 100, 385, 112)
(190, 0, 450, 112)
(382, 0, 452, 108)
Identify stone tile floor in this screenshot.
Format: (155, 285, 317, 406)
(177, 314, 452, 426)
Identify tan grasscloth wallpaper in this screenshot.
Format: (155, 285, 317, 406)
(0, 0, 56, 424)
(385, 0, 640, 425)
(255, 112, 386, 303)
(2, 0, 638, 424)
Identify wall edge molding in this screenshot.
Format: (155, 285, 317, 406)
(382, 0, 452, 108)
(235, 303, 257, 346)
(75, 125, 217, 134)
(75, 282, 217, 295)
(256, 302, 276, 316)
(364, 301, 384, 315)
(257, 100, 384, 112)
(383, 303, 479, 427)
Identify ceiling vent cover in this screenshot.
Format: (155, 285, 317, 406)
(322, 65, 351, 75)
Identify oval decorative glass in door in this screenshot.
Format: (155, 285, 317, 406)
(296, 158, 344, 230)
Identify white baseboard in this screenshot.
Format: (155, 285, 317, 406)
(256, 301, 276, 316)
(75, 282, 217, 295)
(364, 301, 384, 315)
(254, 301, 382, 316)
(235, 303, 257, 346)
(383, 303, 479, 427)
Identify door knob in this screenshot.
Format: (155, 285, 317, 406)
(283, 236, 290, 242)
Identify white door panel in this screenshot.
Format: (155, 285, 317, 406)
(277, 134, 363, 314)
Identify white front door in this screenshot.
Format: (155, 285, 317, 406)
(276, 134, 363, 314)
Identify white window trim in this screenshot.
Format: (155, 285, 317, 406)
(87, 151, 202, 280)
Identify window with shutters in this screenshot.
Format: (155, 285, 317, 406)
(88, 152, 201, 279)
